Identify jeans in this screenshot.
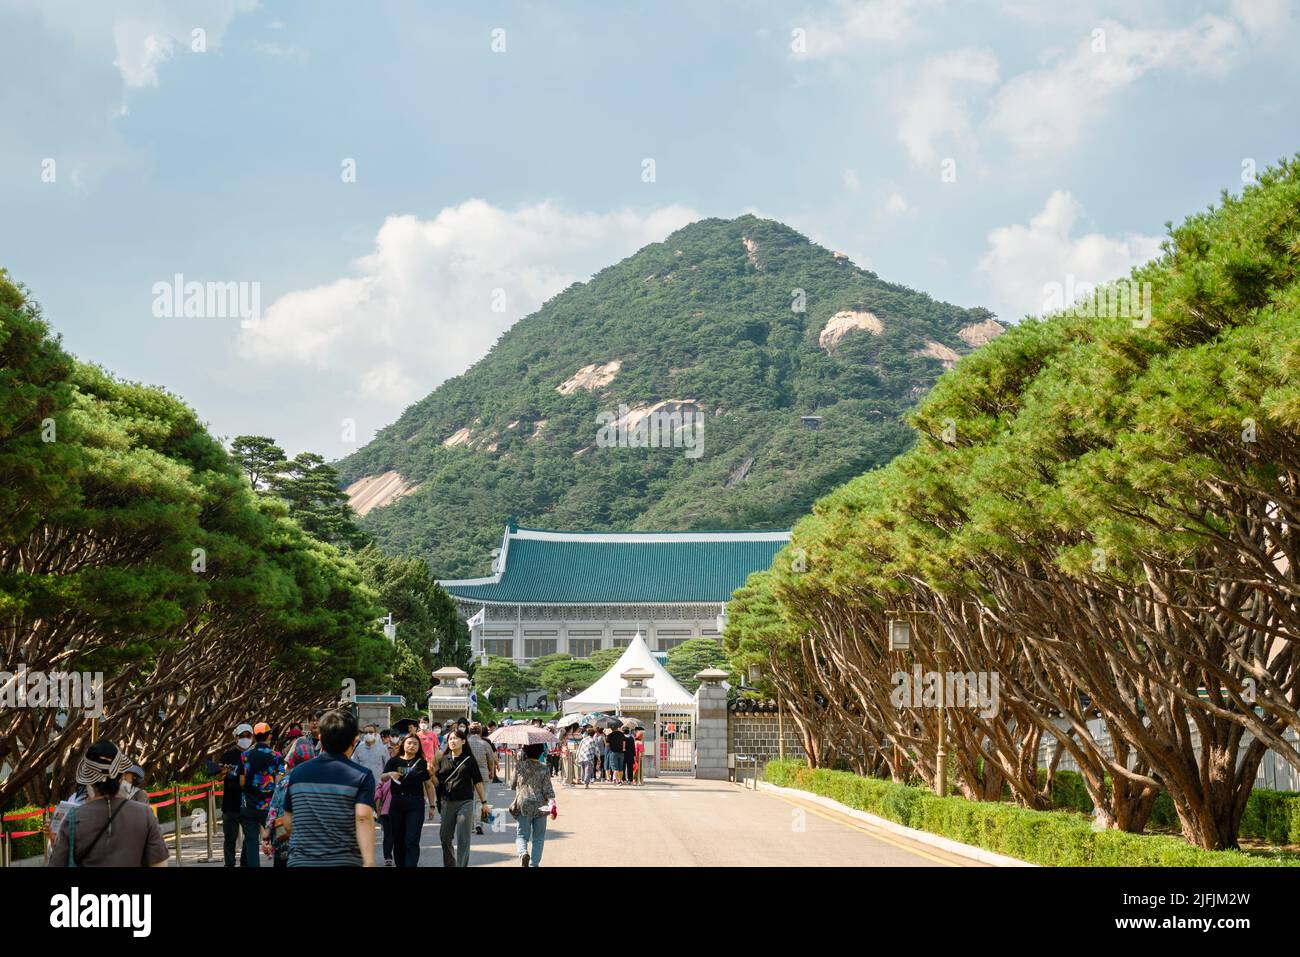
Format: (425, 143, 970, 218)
(389, 795, 425, 867)
(381, 814, 394, 862)
(222, 810, 245, 867)
(578, 759, 594, 785)
(239, 808, 267, 867)
(439, 798, 475, 867)
(515, 813, 548, 866)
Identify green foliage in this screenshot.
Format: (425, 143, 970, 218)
(586, 647, 624, 673)
(230, 439, 370, 549)
(538, 659, 602, 699)
(0, 273, 393, 806)
(665, 637, 732, 692)
(473, 656, 529, 707)
(733, 158, 1300, 850)
(336, 215, 994, 575)
(764, 762, 1294, 867)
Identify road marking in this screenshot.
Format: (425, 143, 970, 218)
(761, 790, 965, 867)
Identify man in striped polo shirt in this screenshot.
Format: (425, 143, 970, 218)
(281, 709, 376, 867)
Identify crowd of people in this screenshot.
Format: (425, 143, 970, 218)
(46, 709, 649, 869)
(47, 709, 569, 868)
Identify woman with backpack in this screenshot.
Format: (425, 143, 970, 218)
(50, 741, 169, 868)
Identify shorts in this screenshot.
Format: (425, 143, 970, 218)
(606, 752, 625, 772)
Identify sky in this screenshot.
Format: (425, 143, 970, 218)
(2, 0, 1297, 459)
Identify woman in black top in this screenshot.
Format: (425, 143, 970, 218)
(433, 728, 487, 868)
(622, 727, 638, 785)
(381, 735, 433, 867)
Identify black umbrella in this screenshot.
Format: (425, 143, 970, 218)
(592, 715, 623, 730)
(392, 718, 420, 735)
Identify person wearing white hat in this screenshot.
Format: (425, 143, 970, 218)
(216, 722, 254, 866)
(49, 740, 168, 868)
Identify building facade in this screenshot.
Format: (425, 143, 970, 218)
(441, 523, 790, 666)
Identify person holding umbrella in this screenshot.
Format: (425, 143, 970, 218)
(510, 743, 556, 866)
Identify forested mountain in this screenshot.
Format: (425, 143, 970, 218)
(337, 214, 1002, 578)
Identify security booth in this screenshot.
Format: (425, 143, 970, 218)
(353, 693, 405, 730)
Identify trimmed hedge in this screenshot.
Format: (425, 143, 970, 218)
(1044, 769, 1300, 843)
(764, 760, 1296, 866)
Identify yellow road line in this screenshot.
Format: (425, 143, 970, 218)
(761, 789, 968, 867)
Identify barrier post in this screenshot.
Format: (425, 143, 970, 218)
(173, 785, 183, 867)
(42, 809, 50, 864)
(206, 785, 216, 862)
(1, 829, 9, 868)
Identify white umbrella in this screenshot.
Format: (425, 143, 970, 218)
(489, 724, 558, 746)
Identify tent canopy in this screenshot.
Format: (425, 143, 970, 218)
(563, 634, 695, 711)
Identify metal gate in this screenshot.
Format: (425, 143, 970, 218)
(656, 711, 694, 774)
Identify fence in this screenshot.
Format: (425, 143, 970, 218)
(1037, 720, 1300, 792)
(1, 781, 223, 867)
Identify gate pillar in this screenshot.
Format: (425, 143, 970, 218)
(693, 668, 729, 780)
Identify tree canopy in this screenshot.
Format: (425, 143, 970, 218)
(725, 158, 1300, 850)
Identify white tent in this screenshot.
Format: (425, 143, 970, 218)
(563, 633, 695, 712)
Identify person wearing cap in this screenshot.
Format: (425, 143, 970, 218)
(50, 740, 169, 867)
(237, 722, 284, 867)
(122, 764, 150, 804)
(216, 722, 254, 866)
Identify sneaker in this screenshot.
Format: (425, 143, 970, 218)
(475, 824, 484, 835)
(520, 852, 530, 867)
(384, 858, 394, 867)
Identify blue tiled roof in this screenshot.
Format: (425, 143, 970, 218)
(441, 527, 790, 605)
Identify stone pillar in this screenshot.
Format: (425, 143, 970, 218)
(693, 668, 729, 780)
(428, 666, 473, 725)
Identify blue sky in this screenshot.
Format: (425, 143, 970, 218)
(2, 0, 1297, 458)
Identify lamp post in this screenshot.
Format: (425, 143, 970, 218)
(886, 611, 947, 798)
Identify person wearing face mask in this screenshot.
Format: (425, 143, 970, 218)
(122, 764, 150, 804)
(416, 717, 438, 764)
(216, 723, 254, 867)
(351, 722, 391, 864)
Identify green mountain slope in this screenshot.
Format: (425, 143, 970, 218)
(337, 214, 1001, 577)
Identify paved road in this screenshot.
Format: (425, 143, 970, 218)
(182, 775, 980, 868)
(411, 774, 978, 867)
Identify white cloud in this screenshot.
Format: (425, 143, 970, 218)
(843, 168, 862, 191)
(1230, 0, 1296, 37)
(0, 0, 258, 183)
(985, 16, 1243, 153)
(895, 48, 1000, 165)
(798, 0, 935, 57)
(977, 191, 1163, 320)
(6, 0, 257, 87)
(239, 200, 701, 411)
(883, 191, 910, 215)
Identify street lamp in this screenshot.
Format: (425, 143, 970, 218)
(887, 611, 947, 798)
